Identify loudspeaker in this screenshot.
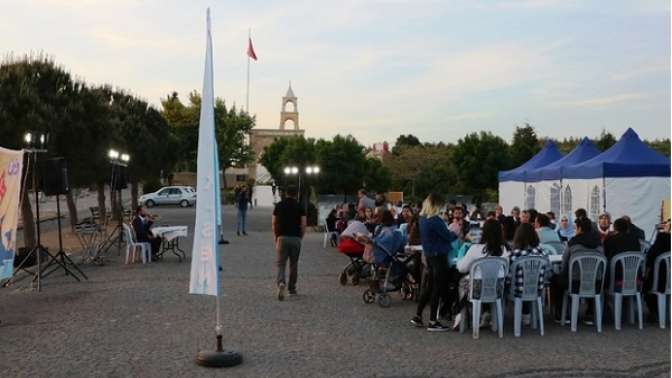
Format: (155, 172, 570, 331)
(42, 157, 69, 195)
(112, 166, 128, 190)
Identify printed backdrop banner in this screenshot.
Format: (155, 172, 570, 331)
(0, 147, 24, 279)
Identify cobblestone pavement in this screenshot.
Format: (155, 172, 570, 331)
(1, 206, 669, 377)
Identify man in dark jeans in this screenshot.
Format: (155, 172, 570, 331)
(272, 186, 306, 301)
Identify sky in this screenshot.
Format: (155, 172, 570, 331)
(1, 0, 670, 146)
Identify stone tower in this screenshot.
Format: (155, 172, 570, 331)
(279, 82, 299, 130)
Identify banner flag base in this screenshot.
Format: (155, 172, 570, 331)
(195, 335, 242, 368)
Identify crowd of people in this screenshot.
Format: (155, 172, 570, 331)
(325, 189, 670, 332)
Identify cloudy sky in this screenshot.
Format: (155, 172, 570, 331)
(2, 0, 670, 145)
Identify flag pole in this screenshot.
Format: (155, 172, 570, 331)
(246, 28, 251, 113)
(193, 8, 242, 368)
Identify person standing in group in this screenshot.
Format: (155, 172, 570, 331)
(235, 185, 249, 236)
(410, 193, 457, 332)
(357, 188, 376, 211)
(272, 186, 307, 301)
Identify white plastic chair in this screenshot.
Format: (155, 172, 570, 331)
(508, 256, 548, 337)
(650, 251, 671, 329)
(322, 222, 338, 249)
(607, 251, 645, 330)
(561, 251, 607, 332)
(459, 257, 508, 339)
(122, 224, 151, 264)
(540, 241, 565, 256)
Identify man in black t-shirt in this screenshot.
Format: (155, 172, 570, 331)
(272, 186, 307, 301)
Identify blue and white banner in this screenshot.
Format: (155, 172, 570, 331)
(189, 9, 220, 296)
(0, 147, 23, 280)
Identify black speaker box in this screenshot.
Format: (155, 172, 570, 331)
(42, 157, 69, 195)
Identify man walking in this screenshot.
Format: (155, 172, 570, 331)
(235, 185, 248, 236)
(272, 186, 306, 301)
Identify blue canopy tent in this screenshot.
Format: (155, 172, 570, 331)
(498, 140, 563, 213)
(524, 138, 601, 216)
(562, 128, 670, 239)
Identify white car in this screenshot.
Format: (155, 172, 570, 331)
(140, 186, 196, 208)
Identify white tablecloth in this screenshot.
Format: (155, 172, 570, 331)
(152, 226, 188, 241)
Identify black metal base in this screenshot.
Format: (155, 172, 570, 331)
(195, 350, 242, 368)
(195, 335, 242, 368)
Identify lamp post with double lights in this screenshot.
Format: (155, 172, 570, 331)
(102, 148, 130, 256)
(283, 164, 320, 218)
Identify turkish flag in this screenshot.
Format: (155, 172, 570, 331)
(247, 37, 257, 61)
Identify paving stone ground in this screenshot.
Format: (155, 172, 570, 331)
(1, 206, 669, 377)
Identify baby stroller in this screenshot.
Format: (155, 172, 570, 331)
(337, 237, 370, 286)
(362, 238, 421, 308)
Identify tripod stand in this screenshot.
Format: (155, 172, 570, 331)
(40, 192, 87, 281)
(95, 163, 126, 260)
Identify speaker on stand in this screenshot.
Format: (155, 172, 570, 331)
(39, 157, 87, 281)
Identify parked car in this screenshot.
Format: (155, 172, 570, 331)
(139, 186, 196, 208)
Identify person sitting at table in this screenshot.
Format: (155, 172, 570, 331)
(597, 213, 613, 242)
(603, 217, 642, 292)
(622, 215, 646, 241)
(398, 205, 414, 238)
(508, 223, 545, 325)
(535, 213, 561, 245)
(337, 213, 369, 255)
(448, 206, 469, 241)
(132, 206, 162, 260)
(453, 219, 510, 330)
(501, 215, 517, 246)
(551, 217, 602, 323)
(557, 215, 575, 242)
(644, 220, 670, 322)
(546, 211, 557, 230)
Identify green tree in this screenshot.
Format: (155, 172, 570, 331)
(646, 138, 671, 156)
(362, 158, 391, 193)
(161, 91, 254, 184)
(315, 135, 368, 196)
(0, 55, 78, 243)
(594, 129, 617, 151)
(453, 131, 510, 202)
(384, 144, 457, 202)
(509, 123, 539, 168)
(392, 134, 421, 154)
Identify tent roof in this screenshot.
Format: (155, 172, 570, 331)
(526, 138, 601, 181)
(563, 128, 670, 179)
(498, 140, 563, 182)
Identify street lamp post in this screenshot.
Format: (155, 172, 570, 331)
(283, 164, 320, 220)
(106, 148, 130, 256)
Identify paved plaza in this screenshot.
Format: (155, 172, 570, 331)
(1, 206, 670, 377)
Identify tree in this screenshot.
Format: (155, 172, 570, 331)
(392, 134, 421, 154)
(646, 138, 671, 156)
(0, 55, 77, 244)
(384, 144, 457, 202)
(509, 123, 539, 168)
(594, 129, 617, 151)
(453, 131, 510, 203)
(260, 134, 379, 197)
(260, 136, 318, 186)
(161, 91, 254, 185)
(362, 158, 391, 193)
(315, 135, 368, 196)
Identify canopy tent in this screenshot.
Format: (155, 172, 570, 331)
(498, 140, 563, 214)
(561, 129, 670, 240)
(525, 138, 601, 216)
